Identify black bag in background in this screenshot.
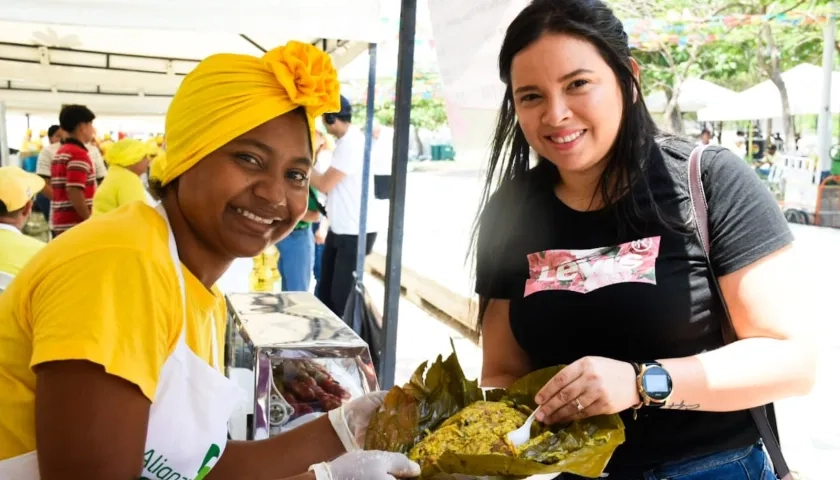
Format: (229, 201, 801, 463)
(342, 278, 383, 374)
(373, 175, 391, 200)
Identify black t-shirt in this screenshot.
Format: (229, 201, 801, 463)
(475, 138, 793, 471)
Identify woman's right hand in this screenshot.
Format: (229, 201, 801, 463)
(311, 450, 420, 480)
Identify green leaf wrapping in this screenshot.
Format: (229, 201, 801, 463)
(365, 347, 625, 479)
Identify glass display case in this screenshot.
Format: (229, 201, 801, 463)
(225, 291, 378, 441)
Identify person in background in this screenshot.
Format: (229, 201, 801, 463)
(47, 125, 64, 146)
(311, 130, 332, 287)
(473, 1, 815, 478)
(146, 152, 166, 201)
(0, 41, 417, 480)
(50, 104, 98, 236)
(275, 185, 321, 292)
(754, 143, 778, 179)
(764, 144, 778, 165)
(92, 138, 155, 216)
(0, 166, 46, 277)
(310, 95, 378, 316)
(33, 125, 65, 222)
(87, 135, 109, 185)
(698, 128, 711, 146)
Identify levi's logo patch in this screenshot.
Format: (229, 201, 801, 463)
(524, 236, 661, 296)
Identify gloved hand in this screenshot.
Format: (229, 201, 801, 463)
(310, 450, 420, 480)
(328, 391, 386, 451)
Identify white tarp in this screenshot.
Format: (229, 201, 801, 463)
(426, 0, 531, 166)
(644, 78, 736, 114)
(0, 0, 382, 43)
(697, 63, 840, 121)
(0, 0, 380, 115)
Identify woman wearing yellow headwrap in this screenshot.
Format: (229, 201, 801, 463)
(91, 138, 155, 215)
(0, 41, 419, 480)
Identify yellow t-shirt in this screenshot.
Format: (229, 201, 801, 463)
(0, 202, 227, 460)
(92, 165, 148, 216)
(0, 228, 45, 276)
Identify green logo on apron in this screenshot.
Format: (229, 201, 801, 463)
(141, 444, 220, 480)
(194, 444, 221, 480)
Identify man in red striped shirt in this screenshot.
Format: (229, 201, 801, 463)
(50, 105, 98, 236)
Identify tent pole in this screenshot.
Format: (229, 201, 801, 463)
(0, 102, 9, 167)
(816, 4, 836, 179)
(379, 0, 417, 388)
(354, 43, 378, 289)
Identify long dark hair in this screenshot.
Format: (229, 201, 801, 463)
(470, 0, 685, 326)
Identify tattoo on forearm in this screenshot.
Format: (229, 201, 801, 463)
(662, 400, 700, 410)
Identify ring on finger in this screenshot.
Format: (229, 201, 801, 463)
(574, 398, 584, 412)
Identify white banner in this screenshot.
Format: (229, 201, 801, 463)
(426, 0, 529, 164)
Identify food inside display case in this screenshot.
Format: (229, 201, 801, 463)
(269, 358, 354, 425)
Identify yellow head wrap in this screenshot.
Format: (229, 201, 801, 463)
(160, 41, 341, 186)
(105, 139, 154, 167)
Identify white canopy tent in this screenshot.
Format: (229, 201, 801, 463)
(644, 78, 736, 114)
(697, 63, 840, 122)
(0, 0, 382, 116)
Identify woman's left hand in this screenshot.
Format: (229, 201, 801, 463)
(534, 356, 640, 425)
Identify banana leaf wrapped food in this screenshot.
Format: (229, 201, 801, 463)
(365, 347, 625, 479)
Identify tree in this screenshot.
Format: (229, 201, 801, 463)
(352, 97, 449, 131)
(614, 0, 740, 133)
(697, 0, 827, 145)
(616, 0, 828, 141)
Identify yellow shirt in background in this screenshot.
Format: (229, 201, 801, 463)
(0, 202, 227, 460)
(92, 165, 148, 216)
(0, 227, 45, 276)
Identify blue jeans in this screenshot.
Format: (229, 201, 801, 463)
(276, 227, 315, 292)
(561, 442, 775, 480)
(34, 192, 51, 221)
(312, 222, 325, 284)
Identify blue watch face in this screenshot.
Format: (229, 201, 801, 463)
(642, 366, 672, 401)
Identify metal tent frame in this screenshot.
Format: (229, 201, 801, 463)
(375, 0, 416, 389)
(354, 0, 417, 389)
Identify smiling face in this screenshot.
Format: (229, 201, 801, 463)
(175, 110, 312, 259)
(511, 33, 625, 178)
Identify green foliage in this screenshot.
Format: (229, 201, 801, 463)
(615, 0, 828, 93)
(352, 97, 449, 131)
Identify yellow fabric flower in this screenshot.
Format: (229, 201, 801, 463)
(160, 40, 341, 186)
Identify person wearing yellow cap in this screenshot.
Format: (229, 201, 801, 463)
(92, 138, 155, 215)
(0, 166, 47, 277)
(0, 41, 419, 480)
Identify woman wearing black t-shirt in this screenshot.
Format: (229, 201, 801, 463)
(472, 1, 816, 479)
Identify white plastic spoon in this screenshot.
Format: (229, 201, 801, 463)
(506, 407, 540, 448)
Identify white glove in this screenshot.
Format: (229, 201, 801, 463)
(328, 391, 386, 451)
(310, 450, 421, 480)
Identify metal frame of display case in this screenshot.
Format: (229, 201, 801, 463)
(226, 292, 378, 441)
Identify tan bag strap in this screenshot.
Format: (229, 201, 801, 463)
(687, 145, 792, 480)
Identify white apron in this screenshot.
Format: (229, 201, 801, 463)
(0, 203, 245, 480)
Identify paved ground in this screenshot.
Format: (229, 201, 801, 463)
(220, 166, 839, 478)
